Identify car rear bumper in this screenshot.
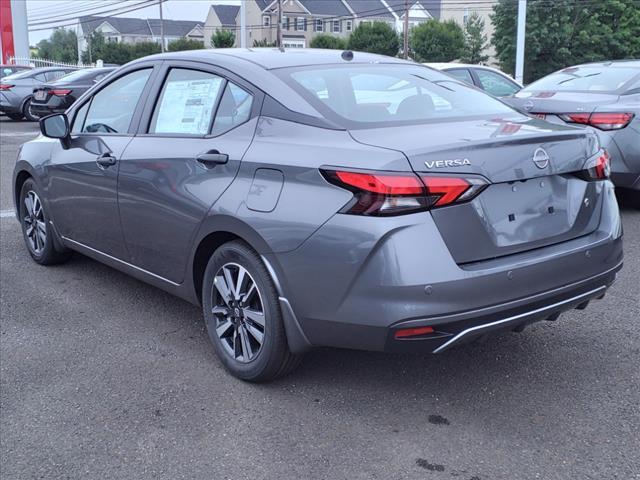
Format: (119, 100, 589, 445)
(29, 104, 64, 117)
(270, 180, 623, 353)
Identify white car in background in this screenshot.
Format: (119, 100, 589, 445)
(425, 63, 522, 98)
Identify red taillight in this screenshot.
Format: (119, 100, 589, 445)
(421, 176, 473, 207)
(559, 112, 634, 130)
(322, 170, 488, 216)
(394, 326, 435, 339)
(49, 89, 72, 96)
(576, 150, 610, 181)
(0, 84, 13, 91)
(334, 171, 423, 195)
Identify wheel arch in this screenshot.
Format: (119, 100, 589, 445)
(13, 167, 34, 217)
(190, 215, 273, 305)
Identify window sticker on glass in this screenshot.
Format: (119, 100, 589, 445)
(152, 69, 224, 135)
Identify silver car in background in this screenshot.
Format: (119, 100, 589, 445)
(0, 66, 77, 121)
(504, 61, 640, 203)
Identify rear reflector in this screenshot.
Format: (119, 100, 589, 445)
(0, 84, 13, 91)
(394, 326, 435, 339)
(559, 112, 634, 130)
(49, 89, 72, 96)
(322, 169, 488, 216)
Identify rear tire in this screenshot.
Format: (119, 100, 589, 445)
(202, 240, 302, 382)
(19, 178, 71, 265)
(6, 113, 23, 121)
(22, 98, 39, 122)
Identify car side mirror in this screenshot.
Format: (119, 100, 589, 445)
(40, 113, 70, 148)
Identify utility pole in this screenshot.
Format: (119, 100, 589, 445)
(159, 0, 165, 53)
(515, 0, 527, 83)
(277, 0, 283, 48)
(403, 0, 409, 59)
(240, 0, 247, 48)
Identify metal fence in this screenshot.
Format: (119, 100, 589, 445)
(7, 56, 97, 68)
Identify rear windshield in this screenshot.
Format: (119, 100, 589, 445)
(276, 64, 516, 128)
(53, 69, 96, 83)
(523, 66, 640, 93)
(2, 69, 34, 80)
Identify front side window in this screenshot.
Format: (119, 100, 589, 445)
(211, 82, 253, 136)
(150, 69, 224, 135)
(280, 64, 516, 128)
(80, 68, 151, 134)
(474, 69, 520, 97)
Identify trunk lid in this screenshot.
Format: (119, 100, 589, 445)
(349, 116, 604, 264)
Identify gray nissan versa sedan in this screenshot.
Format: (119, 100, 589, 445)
(13, 49, 623, 381)
(504, 61, 640, 203)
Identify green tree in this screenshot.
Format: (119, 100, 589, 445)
(461, 12, 489, 64)
(310, 34, 346, 50)
(492, 0, 640, 84)
(81, 32, 161, 65)
(36, 28, 78, 63)
(410, 20, 465, 62)
(347, 21, 399, 57)
(168, 38, 204, 51)
(211, 30, 235, 48)
(253, 38, 277, 47)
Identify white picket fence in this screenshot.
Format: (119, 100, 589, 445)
(7, 56, 98, 68)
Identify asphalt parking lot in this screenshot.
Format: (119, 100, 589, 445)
(0, 117, 638, 480)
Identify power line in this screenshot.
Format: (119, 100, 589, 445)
(28, 0, 158, 27)
(29, 1, 127, 22)
(28, 0, 165, 32)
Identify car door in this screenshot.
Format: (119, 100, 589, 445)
(46, 65, 157, 260)
(117, 61, 262, 283)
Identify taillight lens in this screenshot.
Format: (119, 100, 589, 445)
(322, 170, 488, 216)
(49, 89, 72, 96)
(559, 112, 634, 130)
(0, 84, 14, 91)
(576, 150, 610, 181)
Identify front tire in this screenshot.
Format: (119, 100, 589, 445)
(19, 178, 70, 265)
(202, 241, 301, 382)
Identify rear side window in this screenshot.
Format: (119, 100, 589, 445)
(150, 69, 224, 135)
(210, 82, 253, 136)
(446, 68, 474, 85)
(474, 69, 520, 97)
(45, 70, 67, 81)
(80, 68, 151, 134)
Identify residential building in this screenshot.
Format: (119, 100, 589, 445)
(204, 0, 438, 49)
(439, 0, 497, 62)
(77, 15, 204, 53)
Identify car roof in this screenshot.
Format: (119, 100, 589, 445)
(132, 48, 407, 70)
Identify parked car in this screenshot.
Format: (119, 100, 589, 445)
(13, 49, 622, 381)
(503, 60, 640, 202)
(0, 66, 77, 121)
(1, 64, 32, 79)
(30, 67, 116, 118)
(425, 63, 522, 97)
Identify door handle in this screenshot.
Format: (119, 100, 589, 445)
(96, 153, 117, 168)
(196, 150, 228, 167)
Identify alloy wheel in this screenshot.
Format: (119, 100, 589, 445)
(23, 190, 46, 255)
(211, 263, 266, 363)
